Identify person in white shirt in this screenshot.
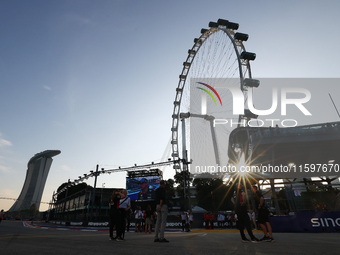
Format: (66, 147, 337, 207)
(134, 206, 143, 232)
(217, 213, 223, 228)
(221, 213, 225, 228)
(119, 189, 131, 239)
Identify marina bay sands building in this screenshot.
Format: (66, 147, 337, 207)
(9, 150, 61, 212)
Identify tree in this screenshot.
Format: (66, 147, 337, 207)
(193, 177, 235, 212)
(173, 171, 194, 210)
(165, 178, 176, 208)
(165, 179, 175, 199)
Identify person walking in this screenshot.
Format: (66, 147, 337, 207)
(252, 185, 275, 242)
(154, 180, 169, 243)
(231, 182, 260, 243)
(108, 190, 122, 241)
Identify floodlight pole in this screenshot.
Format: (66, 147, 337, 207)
(181, 117, 188, 211)
(181, 114, 192, 211)
(90, 164, 99, 221)
(48, 191, 55, 221)
(62, 180, 70, 220)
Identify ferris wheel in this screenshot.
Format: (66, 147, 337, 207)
(171, 19, 259, 173)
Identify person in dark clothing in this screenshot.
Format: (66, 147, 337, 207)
(154, 180, 169, 243)
(231, 182, 259, 243)
(126, 208, 133, 232)
(180, 211, 186, 232)
(145, 205, 154, 234)
(252, 185, 274, 242)
(109, 190, 123, 241)
(204, 212, 210, 229)
(0, 209, 4, 224)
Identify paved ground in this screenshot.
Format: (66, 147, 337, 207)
(1, 221, 340, 255)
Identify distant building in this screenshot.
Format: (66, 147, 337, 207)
(9, 150, 61, 212)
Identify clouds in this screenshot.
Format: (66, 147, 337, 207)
(0, 132, 12, 172)
(43, 86, 52, 91)
(0, 165, 10, 172)
(0, 188, 17, 210)
(0, 154, 10, 173)
(58, 165, 73, 172)
(0, 139, 12, 147)
(0, 132, 12, 147)
(2, 188, 17, 197)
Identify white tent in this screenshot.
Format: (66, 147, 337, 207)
(191, 205, 207, 213)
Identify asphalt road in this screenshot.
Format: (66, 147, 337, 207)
(1, 221, 340, 255)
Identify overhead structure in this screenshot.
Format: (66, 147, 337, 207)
(53, 160, 174, 199)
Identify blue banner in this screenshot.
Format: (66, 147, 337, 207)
(271, 211, 340, 232)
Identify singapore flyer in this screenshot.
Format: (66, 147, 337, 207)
(171, 19, 258, 175)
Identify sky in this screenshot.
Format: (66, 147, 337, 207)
(1, 0, 340, 212)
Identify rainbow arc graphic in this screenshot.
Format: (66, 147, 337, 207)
(196, 82, 223, 106)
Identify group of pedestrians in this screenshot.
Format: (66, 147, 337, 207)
(108, 180, 170, 243)
(133, 205, 155, 233)
(206, 212, 251, 229)
(108, 180, 274, 244)
(232, 182, 274, 243)
(179, 211, 193, 232)
(203, 212, 215, 229)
